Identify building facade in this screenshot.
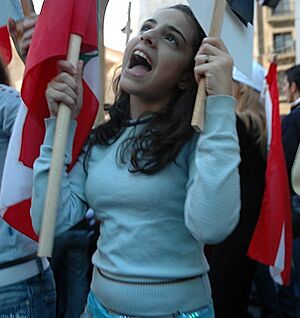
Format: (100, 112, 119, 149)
(296, 0, 300, 64)
(254, 0, 296, 113)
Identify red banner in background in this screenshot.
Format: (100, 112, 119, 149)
(0, 26, 12, 66)
(248, 63, 292, 286)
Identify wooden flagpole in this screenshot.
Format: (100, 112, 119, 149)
(96, 0, 109, 125)
(38, 34, 82, 257)
(191, 0, 227, 132)
(124, 2, 132, 45)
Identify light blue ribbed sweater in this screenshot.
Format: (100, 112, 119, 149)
(32, 95, 241, 316)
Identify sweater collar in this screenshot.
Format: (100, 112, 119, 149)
(291, 97, 300, 110)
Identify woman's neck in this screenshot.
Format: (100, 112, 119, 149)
(129, 95, 170, 119)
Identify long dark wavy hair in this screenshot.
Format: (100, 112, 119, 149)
(87, 5, 206, 174)
(235, 83, 267, 158)
(0, 56, 10, 85)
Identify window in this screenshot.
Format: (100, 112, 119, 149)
(272, 0, 291, 15)
(273, 33, 293, 54)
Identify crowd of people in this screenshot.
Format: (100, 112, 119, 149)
(0, 3, 300, 318)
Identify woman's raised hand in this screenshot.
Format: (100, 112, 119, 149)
(46, 60, 83, 120)
(194, 37, 233, 97)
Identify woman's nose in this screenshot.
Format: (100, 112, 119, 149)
(140, 30, 156, 47)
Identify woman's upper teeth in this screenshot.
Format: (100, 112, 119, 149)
(134, 50, 151, 65)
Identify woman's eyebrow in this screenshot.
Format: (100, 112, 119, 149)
(166, 25, 186, 43)
(143, 18, 156, 25)
(142, 19, 186, 43)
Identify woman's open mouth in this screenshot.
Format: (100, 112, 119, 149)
(127, 49, 153, 77)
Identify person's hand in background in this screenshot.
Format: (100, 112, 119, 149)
(8, 13, 38, 63)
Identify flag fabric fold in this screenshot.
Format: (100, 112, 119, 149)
(0, 25, 12, 66)
(247, 62, 292, 286)
(0, 0, 99, 240)
(259, 0, 281, 9)
(20, 0, 98, 168)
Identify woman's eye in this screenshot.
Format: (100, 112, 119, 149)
(140, 25, 151, 33)
(165, 34, 178, 45)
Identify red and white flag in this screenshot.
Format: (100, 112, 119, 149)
(247, 62, 292, 285)
(0, 0, 99, 241)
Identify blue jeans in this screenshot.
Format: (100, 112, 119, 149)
(254, 263, 280, 318)
(84, 291, 214, 318)
(293, 238, 300, 318)
(0, 266, 56, 318)
(50, 229, 90, 318)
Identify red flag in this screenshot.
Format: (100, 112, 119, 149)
(0, 0, 99, 240)
(247, 63, 292, 285)
(21, 0, 98, 167)
(0, 25, 12, 66)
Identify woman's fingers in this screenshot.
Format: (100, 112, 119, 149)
(21, 27, 35, 53)
(51, 80, 78, 104)
(46, 60, 84, 119)
(7, 18, 17, 35)
(200, 37, 229, 54)
(57, 60, 77, 77)
(46, 81, 77, 117)
(23, 13, 38, 30)
(194, 37, 233, 96)
(57, 72, 78, 93)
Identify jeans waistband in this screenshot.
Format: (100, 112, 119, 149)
(0, 256, 49, 288)
(86, 290, 214, 318)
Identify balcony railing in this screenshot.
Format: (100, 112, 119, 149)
(273, 43, 295, 54)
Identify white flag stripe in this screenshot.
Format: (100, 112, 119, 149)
(274, 223, 286, 270)
(83, 56, 100, 101)
(264, 83, 272, 149)
(0, 102, 33, 215)
(269, 224, 286, 285)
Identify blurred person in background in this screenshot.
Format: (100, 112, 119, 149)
(0, 14, 56, 317)
(208, 61, 267, 318)
(281, 64, 300, 318)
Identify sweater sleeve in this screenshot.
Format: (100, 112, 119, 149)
(31, 118, 88, 236)
(0, 85, 21, 137)
(184, 95, 241, 244)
